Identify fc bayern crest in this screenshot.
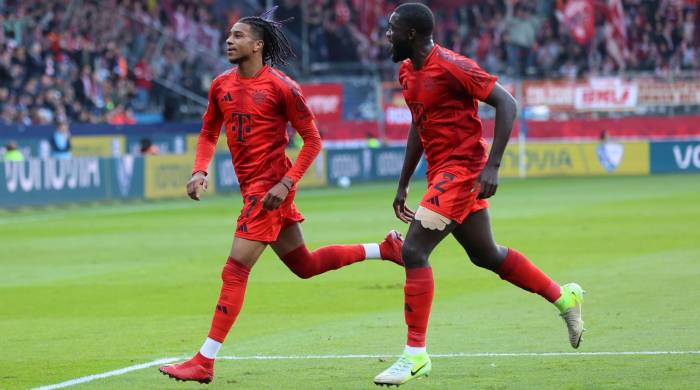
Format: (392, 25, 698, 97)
(252, 90, 267, 105)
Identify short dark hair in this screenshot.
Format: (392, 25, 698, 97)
(395, 2, 434, 36)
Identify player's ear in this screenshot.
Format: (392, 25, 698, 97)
(407, 28, 416, 41)
(254, 39, 264, 54)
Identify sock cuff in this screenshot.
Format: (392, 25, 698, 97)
(496, 248, 521, 277)
(224, 256, 251, 276)
(405, 266, 433, 279)
(281, 245, 310, 261)
(362, 243, 380, 259)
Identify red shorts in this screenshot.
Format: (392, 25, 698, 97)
(419, 168, 488, 224)
(234, 189, 305, 243)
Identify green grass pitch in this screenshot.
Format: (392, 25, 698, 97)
(1, 175, 699, 389)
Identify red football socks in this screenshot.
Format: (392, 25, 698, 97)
(496, 248, 561, 303)
(280, 244, 366, 279)
(208, 257, 251, 343)
(404, 267, 434, 347)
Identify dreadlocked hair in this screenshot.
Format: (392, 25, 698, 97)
(239, 6, 295, 67)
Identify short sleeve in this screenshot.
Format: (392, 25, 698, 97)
(442, 54, 498, 101)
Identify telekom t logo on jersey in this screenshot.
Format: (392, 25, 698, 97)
(231, 113, 252, 142)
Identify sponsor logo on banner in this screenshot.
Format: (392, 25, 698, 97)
(301, 83, 343, 122)
(376, 150, 405, 176)
(329, 154, 361, 179)
(650, 141, 700, 173)
(574, 79, 638, 111)
(637, 79, 700, 106)
(4, 158, 101, 193)
(596, 142, 624, 173)
(522, 80, 576, 110)
(116, 155, 135, 196)
(499, 141, 649, 177)
(672, 144, 700, 170)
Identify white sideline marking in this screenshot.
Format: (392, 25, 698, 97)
(31, 357, 181, 390)
(32, 351, 700, 389)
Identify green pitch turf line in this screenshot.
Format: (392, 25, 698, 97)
(32, 351, 700, 390)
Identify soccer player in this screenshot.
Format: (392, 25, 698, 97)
(374, 3, 586, 386)
(158, 8, 404, 384)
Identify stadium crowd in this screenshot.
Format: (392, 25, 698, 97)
(1, 0, 698, 125)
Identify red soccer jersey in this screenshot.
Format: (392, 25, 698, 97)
(399, 44, 497, 179)
(193, 65, 321, 193)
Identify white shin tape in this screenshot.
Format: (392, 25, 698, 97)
(414, 206, 451, 231)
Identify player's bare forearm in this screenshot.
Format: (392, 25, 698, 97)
(476, 83, 516, 199)
(393, 122, 421, 223)
(483, 83, 517, 167)
(398, 122, 423, 189)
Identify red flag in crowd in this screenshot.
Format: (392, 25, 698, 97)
(557, 0, 596, 45)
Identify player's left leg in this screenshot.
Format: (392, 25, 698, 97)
(374, 214, 457, 386)
(452, 208, 585, 348)
(270, 221, 404, 280)
(159, 237, 267, 383)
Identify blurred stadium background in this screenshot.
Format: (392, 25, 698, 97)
(1, 0, 699, 389)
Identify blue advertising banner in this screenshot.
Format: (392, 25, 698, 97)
(0, 158, 107, 208)
(106, 156, 145, 199)
(371, 146, 427, 180)
(650, 140, 700, 173)
(214, 153, 240, 193)
(326, 149, 371, 185)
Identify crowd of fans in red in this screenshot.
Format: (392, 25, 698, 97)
(1, 0, 697, 125)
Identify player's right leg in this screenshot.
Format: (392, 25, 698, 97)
(158, 237, 266, 384)
(374, 211, 455, 386)
(452, 208, 585, 348)
(270, 214, 404, 280)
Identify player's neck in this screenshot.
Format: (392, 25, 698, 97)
(411, 40, 435, 70)
(237, 57, 265, 78)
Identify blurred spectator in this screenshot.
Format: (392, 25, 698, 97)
(109, 104, 136, 125)
(3, 140, 24, 161)
(504, 0, 543, 76)
(367, 132, 380, 149)
(139, 138, 160, 155)
(49, 121, 71, 159)
(0, 0, 698, 127)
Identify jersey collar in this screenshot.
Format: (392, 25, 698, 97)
(236, 64, 269, 80)
(411, 44, 439, 71)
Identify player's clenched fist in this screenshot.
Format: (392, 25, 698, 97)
(187, 171, 208, 201)
(262, 176, 293, 210)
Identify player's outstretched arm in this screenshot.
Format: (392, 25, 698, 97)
(393, 121, 423, 223)
(478, 82, 517, 199)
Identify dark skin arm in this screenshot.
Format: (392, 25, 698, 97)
(262, 176, 293, 210)
(393, 121, 423, 223)
(477, 82, 518, 199)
